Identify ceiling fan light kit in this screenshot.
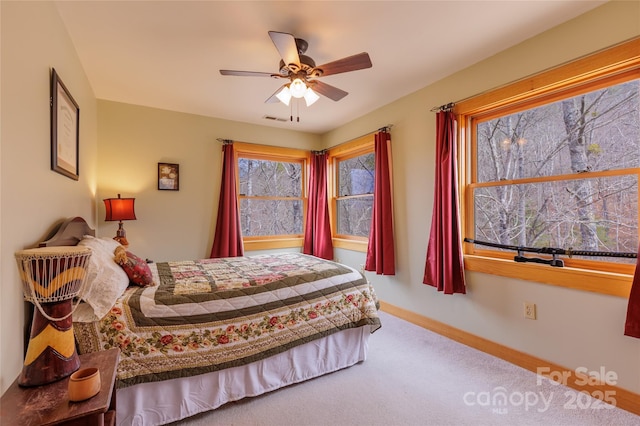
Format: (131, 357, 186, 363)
(275, 84, 319, 107)
(303, 87, 320, 106)
(220, 31, 372, 118)
(289, 78, 307, 98)
(275, 86, 292, 105)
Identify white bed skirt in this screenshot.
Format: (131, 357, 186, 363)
(117, 325, 374, 425)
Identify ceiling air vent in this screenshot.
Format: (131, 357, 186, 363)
(262, 115, 288, 122)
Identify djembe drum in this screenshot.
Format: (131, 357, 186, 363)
(15, 246, 92, 387)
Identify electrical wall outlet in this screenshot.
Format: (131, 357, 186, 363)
(524, 302, 537, 320)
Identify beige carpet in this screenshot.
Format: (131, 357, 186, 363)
(171, 311, 639, 426)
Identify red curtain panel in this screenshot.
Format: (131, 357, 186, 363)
(210, 142, 244, 258)
(303, 151, 334, 260)
(365, 130, 396, 275)
(624, 245, 640, 338)
(423, 111, 466, 294)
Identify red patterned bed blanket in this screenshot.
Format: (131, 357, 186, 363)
(73, 253, 381, 388)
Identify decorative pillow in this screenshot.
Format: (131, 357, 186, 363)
(114, 246, 154, 287)
(76, 235, 129, 321)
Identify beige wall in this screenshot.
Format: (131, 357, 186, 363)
(323, 0, 640, 395)
(96, 101, 321, 262)
(0, 1, 98, 393)
(1, 0, 639, 400)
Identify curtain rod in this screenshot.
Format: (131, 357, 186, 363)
(430, 102, 455, 112)
(325, 123, 394, 151)
(216, 124, 394, 148)
(350, 123, 394, 141)
(428, 39, 640, 114)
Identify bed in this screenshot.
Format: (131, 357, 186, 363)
(39, 217, 381, 425)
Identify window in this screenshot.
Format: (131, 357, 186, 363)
(328, 135, 375, 251)
(459, 39, 640, 296)
(234, 143, 308, 250)
(336, 152, 374, 237)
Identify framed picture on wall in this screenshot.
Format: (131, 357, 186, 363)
(158, 162, 179, 190)
(51, 68, 80, 180)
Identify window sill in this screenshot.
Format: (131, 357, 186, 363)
(332, 238, 368, 252)
(243, 238, 302, 251)
(464, 255, 633, 298)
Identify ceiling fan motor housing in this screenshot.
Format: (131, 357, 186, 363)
(279, 54, 317, 77)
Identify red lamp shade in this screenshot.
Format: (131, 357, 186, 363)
(104, 194, 136, 222)
(103, 194, 136, 246)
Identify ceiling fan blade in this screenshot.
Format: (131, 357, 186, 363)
(265, 84, 288, 104)
(220, 70, 278, 77)
(268, 31, 301, 72)
(314, 52, 372, 77)
(310, 80, 348, 101)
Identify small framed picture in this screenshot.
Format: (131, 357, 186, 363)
(51, 68, 80, 180)
(158, 163, 179, 191)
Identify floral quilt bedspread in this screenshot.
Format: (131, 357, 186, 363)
(73, 253, 380, 388)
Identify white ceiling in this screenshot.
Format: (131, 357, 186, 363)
(54, 1, 607, 134)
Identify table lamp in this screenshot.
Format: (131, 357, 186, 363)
(103, 193, 136, 246)
(15, 246, 92, 386)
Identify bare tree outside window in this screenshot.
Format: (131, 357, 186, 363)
(337, 152, 375, 237)
(238, 158, 303, 237)
(473, 79, 639, 264)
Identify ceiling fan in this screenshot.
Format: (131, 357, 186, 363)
(220, 31, 372, 107)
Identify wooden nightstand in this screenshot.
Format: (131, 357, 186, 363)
(0, 348, 120, 426)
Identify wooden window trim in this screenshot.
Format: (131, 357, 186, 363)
(455, 38, 640, 116)
(457, 38, 640, 297)
(234, 142, 309, 250)
(243, 237, 303, 251)
(328, 134, 375, 249)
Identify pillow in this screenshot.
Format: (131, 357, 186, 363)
(76, 235, 130, 321)
(114, 246, 154, 287)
